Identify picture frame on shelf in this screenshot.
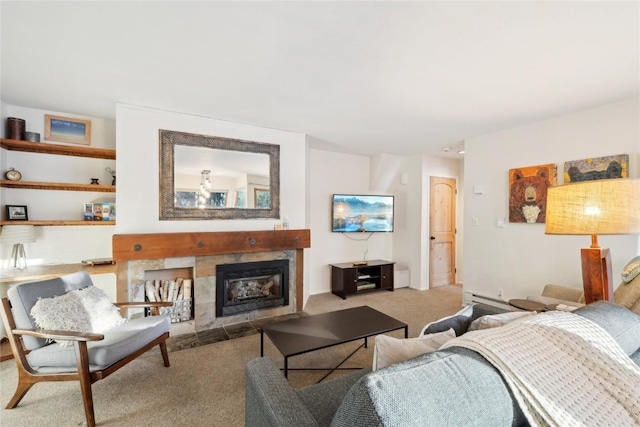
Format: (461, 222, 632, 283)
(6, 205, 28, 221)
(44, 114, 92, 145)
(84, 203, 94, 221)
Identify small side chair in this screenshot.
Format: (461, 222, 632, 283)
(1, 271, 172, 427)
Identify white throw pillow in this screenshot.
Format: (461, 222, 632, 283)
(31, 286, 126, 347)
(468, 311, 536, 332)
(372, 328, 456, 371)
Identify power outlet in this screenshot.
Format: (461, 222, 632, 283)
(497, 288, 504, 297)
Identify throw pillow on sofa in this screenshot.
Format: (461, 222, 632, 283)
(622, 256, 640, 283)
(419, 303, 475, 337)
(372, 328, 456, 371)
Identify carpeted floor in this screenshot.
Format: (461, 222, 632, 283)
(0, 286, 462, 426)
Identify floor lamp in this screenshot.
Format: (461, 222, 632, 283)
(545, 179, 640, 304)
(0, 224, 36, 270)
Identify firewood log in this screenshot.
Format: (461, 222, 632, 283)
(145, 280, 157, 302)
(175, 278, 184, 300)
(154, 280, 161, 302)
(183, 279, 192, 302)
(167, 281, 176, 302)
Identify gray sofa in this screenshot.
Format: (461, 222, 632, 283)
(245, 301, 640, 426)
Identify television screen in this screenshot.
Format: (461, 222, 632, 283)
(332, 194, 394, 232)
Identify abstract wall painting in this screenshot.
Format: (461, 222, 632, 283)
(508, 163, 557, 224)
(564, 154, 628, 183)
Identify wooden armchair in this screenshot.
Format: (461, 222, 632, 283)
(0, 271, 172, 427)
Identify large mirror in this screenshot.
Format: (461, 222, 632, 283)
(159, 130, 280, 220)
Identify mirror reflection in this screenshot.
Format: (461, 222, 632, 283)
(159, 130, 280, 220)
(174, 146, 270, 209)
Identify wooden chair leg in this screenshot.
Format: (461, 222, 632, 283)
(74, 341, 96, 427)
(5, 375, 36, 409)
(159, 341, 170, 367)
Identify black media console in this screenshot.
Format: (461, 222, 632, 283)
(329, 259, 395, 299)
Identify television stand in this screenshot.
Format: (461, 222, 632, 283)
(330, 259, 395, 299)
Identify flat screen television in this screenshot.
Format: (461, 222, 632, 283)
(332, 194, 394, 232)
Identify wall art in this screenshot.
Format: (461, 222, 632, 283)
(509, 163, 557, 224)
(44, 114, 92, 145)
(564, 154, 628, 183)
(6, 204, 28, 221)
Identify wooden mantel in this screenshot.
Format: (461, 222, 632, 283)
(112, 229, 310, 261)
(112, 229, 311, 311)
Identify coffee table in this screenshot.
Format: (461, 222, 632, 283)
(260, 305, 408, 380)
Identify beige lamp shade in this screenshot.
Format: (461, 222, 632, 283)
(545, 179, 640, 235)
(0, 225, 36, 244)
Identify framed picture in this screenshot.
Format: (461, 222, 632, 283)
(44, 114, 92, 145)
(564, 154, 629, 183)
(6, 205, 28, 221)
(508, 163, 557, 224)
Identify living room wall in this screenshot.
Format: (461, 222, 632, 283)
(307, 148, 463, 295)
(463, 97, 640, 302)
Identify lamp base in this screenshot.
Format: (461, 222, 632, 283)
(9, 243, 28, 270)
(580, 246, 613, 304)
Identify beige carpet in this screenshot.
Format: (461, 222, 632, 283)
(0, 286, 462, 426)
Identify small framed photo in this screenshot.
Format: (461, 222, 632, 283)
(44, 114, 92, 145)
(83, 203, 94, 221)
(6, 205, 28, 221)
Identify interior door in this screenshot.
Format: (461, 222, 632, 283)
(429, 177, 456, 288)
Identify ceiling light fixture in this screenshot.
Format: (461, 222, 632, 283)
(198, 170, 211, 208)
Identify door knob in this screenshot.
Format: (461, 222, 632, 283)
(430, 236, 435, 240)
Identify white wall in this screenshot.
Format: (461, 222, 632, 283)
(464, 97, 640, 301)
(308, 149, 395, 295)
(308, 148, 463, 294)
(116, 104, 307, 233)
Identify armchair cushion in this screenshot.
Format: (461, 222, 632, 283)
(30, 286, 125, 347)
(26, 314, 170, 371)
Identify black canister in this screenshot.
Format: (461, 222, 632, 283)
(7, 117, 26, 140)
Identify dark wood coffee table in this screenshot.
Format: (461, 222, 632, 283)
(260, 305, 408, 380)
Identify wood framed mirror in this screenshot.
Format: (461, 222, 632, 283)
(159, 130, 280, 220)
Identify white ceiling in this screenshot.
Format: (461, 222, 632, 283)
(1, 1, 638, 158)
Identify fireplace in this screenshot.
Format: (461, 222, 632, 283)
(113, 230, 310, 334)
(216, 259, 289, 317)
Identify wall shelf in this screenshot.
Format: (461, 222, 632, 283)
(1, 138, 116, 226)
(0, 180, 115, 192)
(0, 138, 116, 159)
(0, 220, 115, 226)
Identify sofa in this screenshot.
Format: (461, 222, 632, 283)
(245, 301, 640, 426)
(527, 271, 640, 315)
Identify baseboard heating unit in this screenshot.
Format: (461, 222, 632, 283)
(464, 292, 513, 311)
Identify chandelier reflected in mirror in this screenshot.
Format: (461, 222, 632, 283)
(198, 170, 211, 208)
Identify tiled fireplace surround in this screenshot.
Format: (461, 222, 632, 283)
(113, 230, 311, 335)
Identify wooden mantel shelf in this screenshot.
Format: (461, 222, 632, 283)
(112, 229, 311, 262)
